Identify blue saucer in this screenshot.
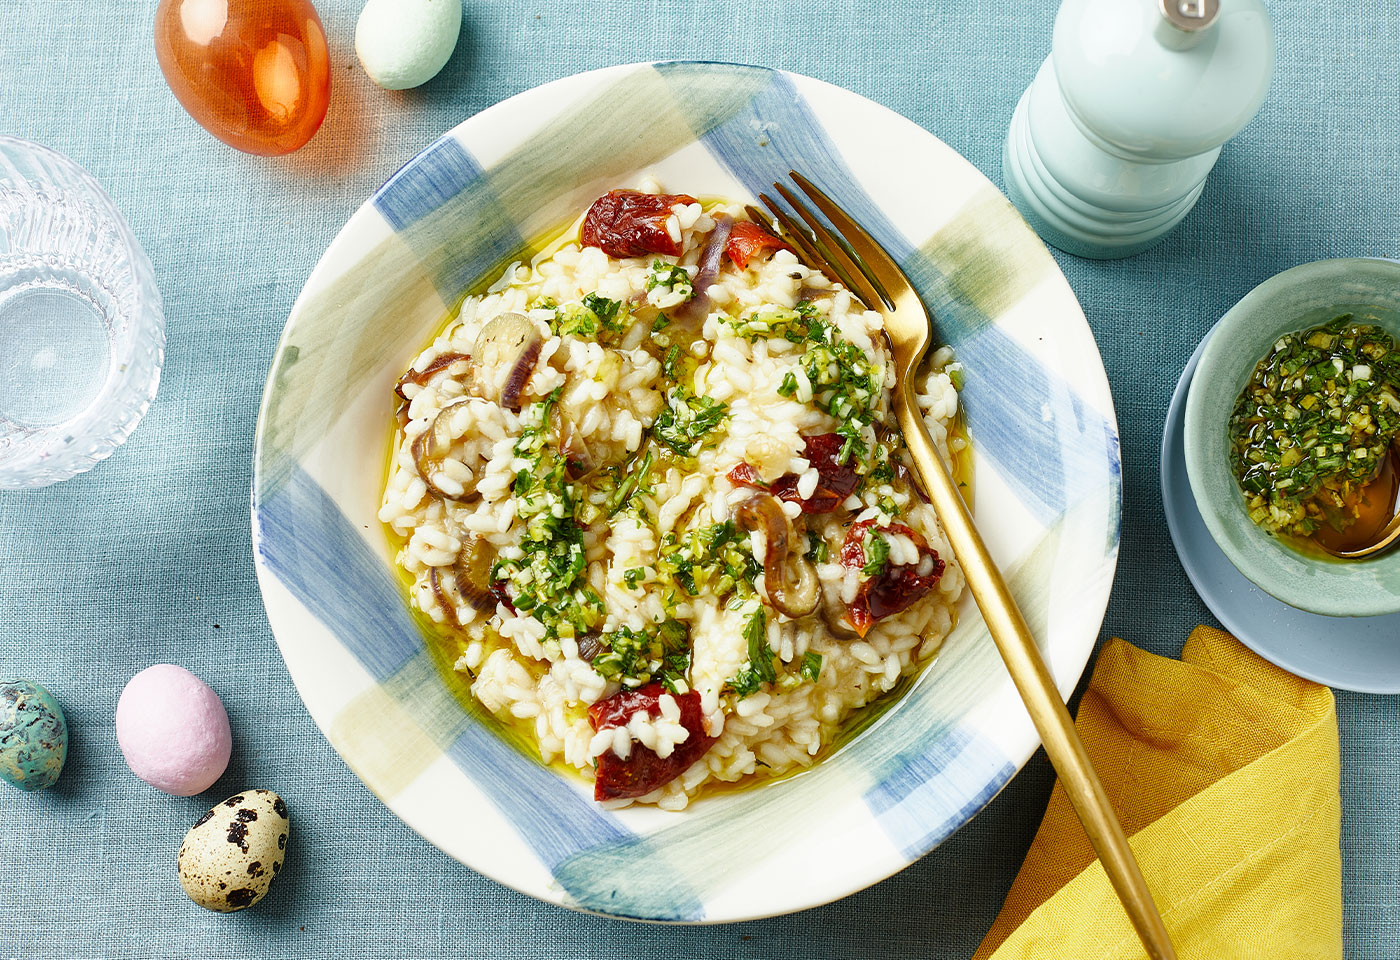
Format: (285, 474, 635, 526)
(1162, 331, 1400, 694)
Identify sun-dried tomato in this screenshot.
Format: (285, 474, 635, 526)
(839, 520, 945, 637)
(726, 433, 859, 514)
(580, 190, 698, 259)
(589, 682, 715, 801)
(725, 220, 793, 270)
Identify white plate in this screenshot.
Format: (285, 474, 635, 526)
(251, 61, 1123, 921)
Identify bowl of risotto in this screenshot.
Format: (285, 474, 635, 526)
(252, 61, 1122, 921)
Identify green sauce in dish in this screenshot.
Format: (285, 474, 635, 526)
(1229, 315, 1400, 542)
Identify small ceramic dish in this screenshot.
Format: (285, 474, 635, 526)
(1164, 328, 1400, 693)
(251, 61, 1123, 922)
(1183, 258, 1400, 618)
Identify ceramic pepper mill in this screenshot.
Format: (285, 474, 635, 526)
(1003, 0, 1275, 259)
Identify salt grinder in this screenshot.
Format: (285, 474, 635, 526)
(1003, 0, 1275, 259)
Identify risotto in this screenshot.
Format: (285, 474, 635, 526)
(378, 182, 967, 809)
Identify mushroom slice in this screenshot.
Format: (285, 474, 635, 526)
(395, 352, 471, 400)
(819, 582, 860, 639)
(453, 536, 499, 612)
(410, 398, 479, 502)
(473, 313, 542, 411)
(733, 492, 820, 619)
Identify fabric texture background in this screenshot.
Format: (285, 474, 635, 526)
(0, 0, 1396, 956)
(976, 628, 1341, 960)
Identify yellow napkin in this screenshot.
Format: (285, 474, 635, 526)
(974, 626, 1342, 960)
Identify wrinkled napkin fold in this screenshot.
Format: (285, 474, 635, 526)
(975, 627, 1341, 959)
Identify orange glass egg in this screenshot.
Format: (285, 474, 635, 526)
(155, 0, 332, 156)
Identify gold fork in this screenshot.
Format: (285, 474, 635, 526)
(755, 173, 1177, 960)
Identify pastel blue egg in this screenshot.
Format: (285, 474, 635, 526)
(0, 680, 68, 791)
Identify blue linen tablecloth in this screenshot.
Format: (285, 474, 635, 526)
(2, 0, 1397, 956)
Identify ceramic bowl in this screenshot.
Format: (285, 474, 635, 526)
(251, 61, 1122, 921)
(1183, 258, 1400, 618)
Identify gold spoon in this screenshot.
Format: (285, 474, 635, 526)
(1322, 439, 1400, 560)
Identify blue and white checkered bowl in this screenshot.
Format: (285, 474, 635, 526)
(252, 62, 1122, 922)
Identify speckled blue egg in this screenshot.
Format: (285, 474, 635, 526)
(0, 680, 68, 791)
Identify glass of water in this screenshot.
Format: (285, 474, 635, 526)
(0, 137, 164, 489)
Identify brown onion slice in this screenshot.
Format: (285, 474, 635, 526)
(428, 567, 462, 627)
(454, 537, 498, 612)
(895, 461, 931, 504)
(734, 492, 820, 619)
(670, 214, 732, 328)
(474, 313, 542, 411)
(551, 402, 595, 478)
(411, 398, 478, 502)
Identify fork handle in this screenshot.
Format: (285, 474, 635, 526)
(895, 386, 1178, 960)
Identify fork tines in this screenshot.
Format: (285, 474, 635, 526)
(753, 173, 894, 312)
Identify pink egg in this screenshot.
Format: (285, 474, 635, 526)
(115, 664, 232, 796)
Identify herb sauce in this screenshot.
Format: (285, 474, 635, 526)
(1228, 315, 1400, 547)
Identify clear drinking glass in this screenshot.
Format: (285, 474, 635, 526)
(0, 137, 164, 489)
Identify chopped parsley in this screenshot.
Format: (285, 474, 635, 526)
(646, 260, 694, 307)
(861, 530, 890, 580)
(652, 388, 728, 456)
(623, 567, 647, 589)
(727, 300, 884, 472)
(804, 532, 829, 564)
(800, 651, 823, 683)
(726, 608, 775, 698)
(583, 293, 625, 331)
(605, 449, 654, 517)
(657, 520, 760, 600)
(592, 619, 690, 689)
(547, 293, 627, 338)
(662, 344, 683, 381)
(494, 391, 604, 640)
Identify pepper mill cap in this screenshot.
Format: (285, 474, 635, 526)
(1053, 0, 1274, 161)
(1160, 0, 1219, 33)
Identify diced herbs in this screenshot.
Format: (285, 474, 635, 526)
(606, 449, 654, 517)
(652, 388, 728, 456)
(860, 529, 890, 580)
(495, 391, 604, 640)
(657, 520, 760, 601)
(545, 293, 628, 338)
(623, 567, 646, 589)
(1229, 315, 1400, 539)
(726, 608, 774, 698)
(800, 651, 823, 683)
(646, 260, 694, 308)
(726, 300, 885, 473)
(804, 532, 828, 564)
(583, 293, 625, 331)
(662, 344, 683, 381)
(592, 619, 691, 689)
